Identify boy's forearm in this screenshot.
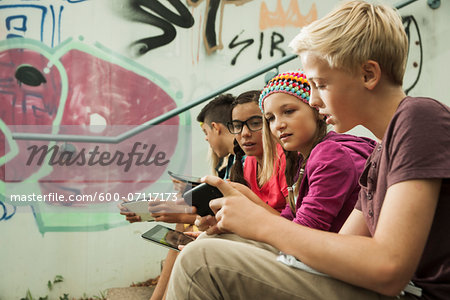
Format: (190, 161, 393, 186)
(254, 199, 280, 215)
(257, 179, 441, 296)
(255, 214, 410, 296)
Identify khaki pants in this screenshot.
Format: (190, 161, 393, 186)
(166, 233, 417, 300)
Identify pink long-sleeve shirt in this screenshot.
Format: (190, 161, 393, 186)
(280, 131, 375, 232)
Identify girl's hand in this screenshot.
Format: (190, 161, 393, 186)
(118, 202, 142, 223)
(151, 212, 197, 224)
(177, 231, 201, 251)
(170, 177, 188, 196)
(148, 198, 197, 223)
(183, 231, 202, 238)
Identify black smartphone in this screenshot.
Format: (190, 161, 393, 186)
(182, 183, 223, 217)
(168, 170, 202, 185)
(141, 225, 195, 251)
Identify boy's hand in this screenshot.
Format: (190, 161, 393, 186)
(195, 215, 228, 235)
(203, 175, 269, 239)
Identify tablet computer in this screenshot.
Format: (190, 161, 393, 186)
(141, 224, 195, 251)
(167, 170, 202, 185)
(121, 200, 154, 222)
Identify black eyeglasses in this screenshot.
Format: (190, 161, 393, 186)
(227, 116, 263, 134)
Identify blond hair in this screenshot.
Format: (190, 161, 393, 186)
(260, 119, 279, 186)
(289, 0, 408, 85)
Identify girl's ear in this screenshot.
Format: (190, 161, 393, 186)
(361, 60, 381, 90)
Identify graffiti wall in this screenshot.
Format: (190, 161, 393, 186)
(0, 0, 449, 298)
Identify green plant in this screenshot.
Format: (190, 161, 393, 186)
(59, 294, 69, 300)
(92, 290, 107, 300)
(21, 275, 64, 300)
(76, 290, 106, 300)
(48, 275, 64, 291)
(21, 275, 107, 300)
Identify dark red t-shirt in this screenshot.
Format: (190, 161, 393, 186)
(356, 97, 450, 299)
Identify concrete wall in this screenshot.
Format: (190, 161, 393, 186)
(0, 0, 448, 298)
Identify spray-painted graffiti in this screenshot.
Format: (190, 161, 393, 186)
(0, 1, 87, 47)
(229, 30, 286, 65)
(259, 0, 317, 30)
(227, 1, 317, 65)
(402, 15, 423, 95)
(0, 38, 189, 232)
(0, 200, 16, 221)
(119, 0, 254, 56)
(187, 0, 253, 54)
(119, 0, 195, 56)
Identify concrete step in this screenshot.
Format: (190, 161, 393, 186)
(106, 286, 155, 300)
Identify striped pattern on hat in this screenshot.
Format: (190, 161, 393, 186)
(259, 70, 311, 112)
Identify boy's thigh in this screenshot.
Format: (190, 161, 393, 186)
(173, 237, 415, 300)
(197, 232, 279, 253)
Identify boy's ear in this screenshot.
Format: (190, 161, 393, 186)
(361, 60, 381, 90)
(210, 122, 222, 134)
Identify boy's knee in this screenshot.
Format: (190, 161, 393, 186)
(176, 238, 221, 272)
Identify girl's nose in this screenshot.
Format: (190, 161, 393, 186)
(241, 124, 252, 136)
(274, 117, 286, 131)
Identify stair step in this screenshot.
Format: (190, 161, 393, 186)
(106, 286, 155, 300)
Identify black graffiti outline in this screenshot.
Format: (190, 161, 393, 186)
(125, 0, 194, 56)
(228, 31, 286, 66)
(270, 32, 286, 57)
(402, 15, 423, 95)
(257, 32, 264, 60)
(228, 30, 254, 66)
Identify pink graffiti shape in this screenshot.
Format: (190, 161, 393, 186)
(1, 48, 179, 206)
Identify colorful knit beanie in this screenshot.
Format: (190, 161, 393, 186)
(259, 70, 311, 112)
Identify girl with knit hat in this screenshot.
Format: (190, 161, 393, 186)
(259, 70, 375, 232)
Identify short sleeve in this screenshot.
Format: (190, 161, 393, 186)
(386, 98, 450, 186)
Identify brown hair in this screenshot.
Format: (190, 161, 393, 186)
(197, 94, 235, 125)
(197, 94, 235, 175)
(228, 90, 261, 186)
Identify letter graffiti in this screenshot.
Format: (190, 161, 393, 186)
(228, 31, 286, 66)
(228, 30, 254, 66)
(0, 1, 87, 47)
